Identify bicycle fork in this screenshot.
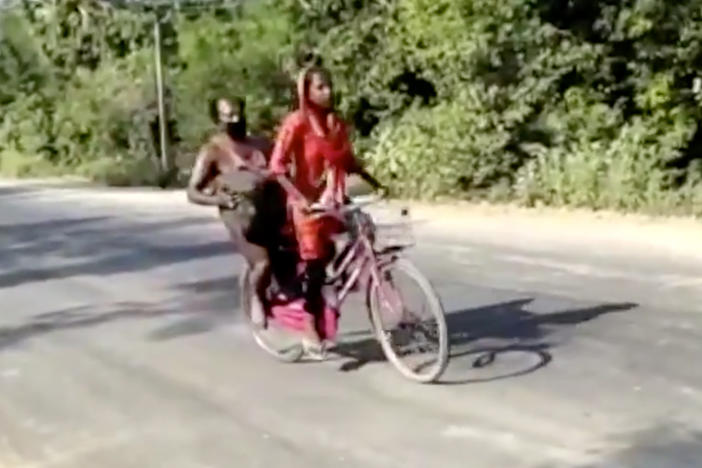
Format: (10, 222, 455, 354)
(367, 250, 404, 329)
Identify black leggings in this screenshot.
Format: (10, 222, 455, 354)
(303, 259, 327, 319)
(220, 204, 335, 323)
(219, 206, 300, 300)
(303, 251, 339, 324)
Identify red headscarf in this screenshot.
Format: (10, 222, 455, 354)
(296, 67, 355, 172)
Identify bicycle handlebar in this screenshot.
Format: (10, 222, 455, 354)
(306, 195, 381, 218)
(241, 166, 384, 217)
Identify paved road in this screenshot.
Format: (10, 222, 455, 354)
(1, 181, 702, 468)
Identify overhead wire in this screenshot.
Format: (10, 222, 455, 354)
(0, 0, 243, 13)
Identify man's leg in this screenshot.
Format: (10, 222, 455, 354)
(241, 242, 270, 328)
(220, 209, 270, 327)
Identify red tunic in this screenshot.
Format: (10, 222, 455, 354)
(269, 110, 354, 260)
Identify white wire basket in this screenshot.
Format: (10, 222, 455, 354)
(370, 206, 415, 250)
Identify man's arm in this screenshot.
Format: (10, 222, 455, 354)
(187, 147, 227, 207)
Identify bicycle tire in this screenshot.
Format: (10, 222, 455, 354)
(240, 265, 304, 363)
(368, 258, 449, 383)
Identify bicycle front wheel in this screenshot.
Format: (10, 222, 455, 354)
(368, 258, 449, 383)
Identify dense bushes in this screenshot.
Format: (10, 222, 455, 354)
(0, 2, 156, 183)
(174, 2, 298, 154)
(2, 0, 702, 214)
(0, 0, 297, 185)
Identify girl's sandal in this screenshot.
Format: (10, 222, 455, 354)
(302, 339, 328, 361)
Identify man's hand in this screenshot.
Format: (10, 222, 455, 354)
(216, 191, 236, 209)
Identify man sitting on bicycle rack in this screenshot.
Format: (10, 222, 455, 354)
(269, 65, 383, 356)
(187, 97, 289, 329)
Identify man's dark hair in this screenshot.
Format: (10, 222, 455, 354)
(208, 97, 245, 124)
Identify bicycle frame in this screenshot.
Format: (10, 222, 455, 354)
(260, 169, 402, 313)
(325, 210, 400, 309)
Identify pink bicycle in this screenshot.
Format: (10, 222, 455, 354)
(240, 197, 449, 383)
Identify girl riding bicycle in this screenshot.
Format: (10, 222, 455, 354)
(269, 65, 382, 356)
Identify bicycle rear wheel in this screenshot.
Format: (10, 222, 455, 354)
(368, 258, 449, 383)
(240, 265, 304, 363)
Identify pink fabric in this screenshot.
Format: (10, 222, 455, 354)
(270, 300, 339, 341)
(270, 299, 311, 330)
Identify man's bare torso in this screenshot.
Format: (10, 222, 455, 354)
(203, 133, 272, 194)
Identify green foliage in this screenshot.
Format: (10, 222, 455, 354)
(292, 0, 702, 214)
(21, 0, 152, 77)
(0, 0, 292, 185)
(0, 1, 160, 184)
(367, 86, 514, 199)
(517, 118, 688, 211)
(0, 12, 52, 103)
(174, 0, 297, 154)
(2, 0, 702, 215)
(51, 49, 158, 178)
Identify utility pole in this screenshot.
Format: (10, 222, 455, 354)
(153, 11, 170, 177)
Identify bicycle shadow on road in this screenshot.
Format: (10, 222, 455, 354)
(0, 184, 40, 199)
(85, 270, 637, 387)
(0, 275, 241, 352)
(329, 331, 387, 372)
(0, 215, 221, 290)
(147, 276, 242, 341)
(0, 302, 177, 351)
(439, 298, 637, 385)
(330, 298, 636, 384)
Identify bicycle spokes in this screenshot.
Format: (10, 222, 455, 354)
(389, 319, 440, 355)
(370, 259, 449, 383)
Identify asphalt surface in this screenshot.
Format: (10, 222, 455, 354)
(1, 181, 702, 468)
